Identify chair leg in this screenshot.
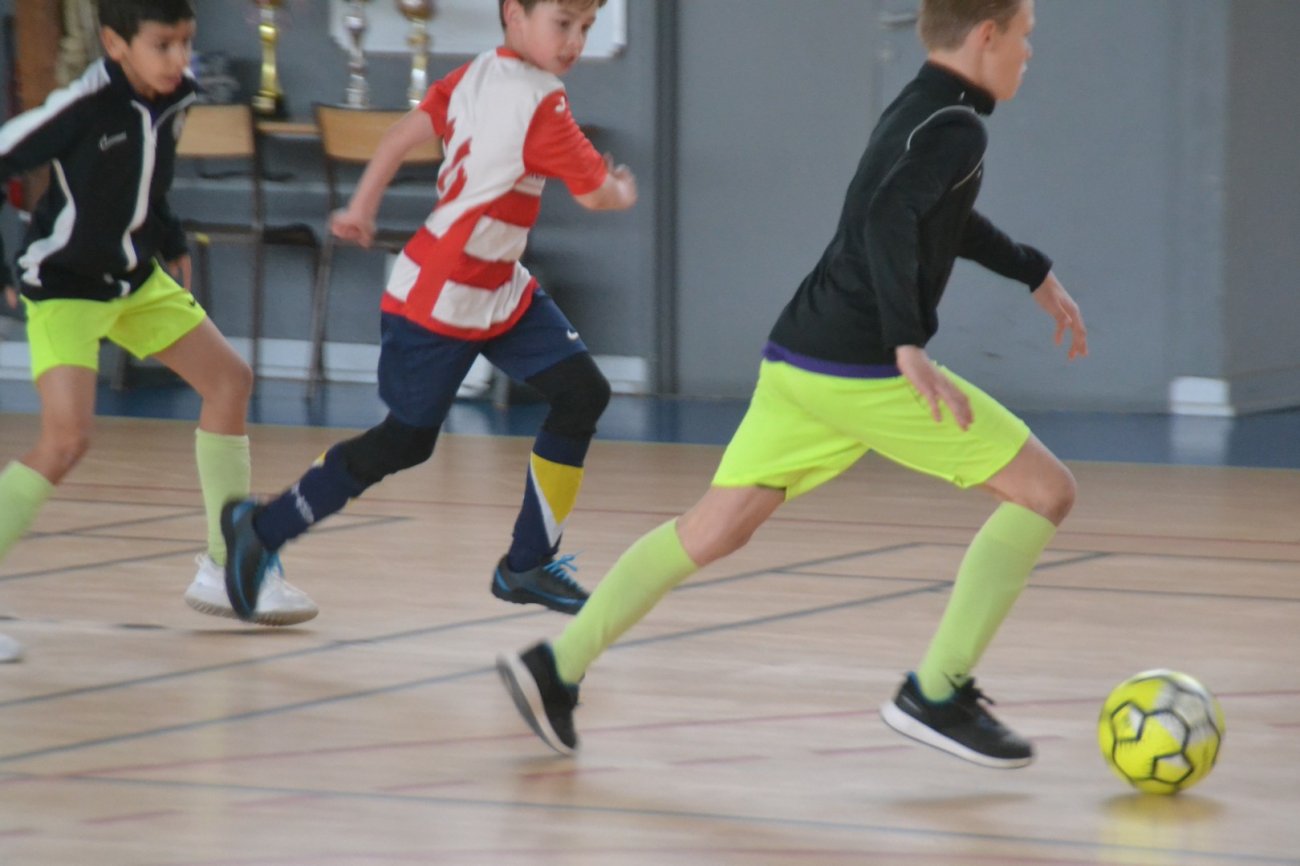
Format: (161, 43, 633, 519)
(192, 234, 213, 310)
(306, 240, 335, 402)
(109, 344, 131, 391)
(251, 239, 264, 379)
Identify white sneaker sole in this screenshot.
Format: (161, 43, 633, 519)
(0, 634, 23, 663)
(880, 700, 1034, 769)
(184, 591, 318, 627)
(496, 653, 574, 757)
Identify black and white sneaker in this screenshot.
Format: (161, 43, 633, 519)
(881, 673, 1034, 768)
(496, 642, 580, 755)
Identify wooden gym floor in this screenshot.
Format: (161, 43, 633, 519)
(0, 411, 1297, 865)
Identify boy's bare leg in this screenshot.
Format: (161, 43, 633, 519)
(0, 366, 95, 660)
(883, 435, 1075, 767)
(982, 435, 1076, 526)
(153, 319, 253, 567)
(23, 365, 98, 484)
(154, 321, 315, 624)
(152, 319, 252, 437)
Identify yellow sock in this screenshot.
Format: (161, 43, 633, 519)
(551, 520, 698, 685)
(916, 502, 1056, 701)
(0, 462, 55, 562)
(195, 430, 251, 566)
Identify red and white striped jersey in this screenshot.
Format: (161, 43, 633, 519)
(380, 47, 608, 339)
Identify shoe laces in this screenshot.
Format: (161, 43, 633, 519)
(950, 679, 995, 714)
(265, 552, 285, 582)
(541, 554, 582, 592)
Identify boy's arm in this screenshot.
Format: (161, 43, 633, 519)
(864, 118, 984, 353)
(525, 91, 634, 212)
(574, 154, 637, 211)
(0, 87, 91, 292)
(155, 197, 189, 263)
(959, 209, 1052, 289)
(332, 109, 439, 247)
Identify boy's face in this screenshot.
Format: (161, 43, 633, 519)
(504, 0, 597, 76)
(102, 19, 196, 100)
(981, 0, 1034, 101)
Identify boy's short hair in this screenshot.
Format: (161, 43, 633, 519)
(98, 0, 195, 43)
(918, 0, 1024, 51)
(498, 0, 607, 29)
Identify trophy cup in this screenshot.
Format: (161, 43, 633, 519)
(396, 0, 436, 108)
(343, 0, 371, 108)
(251, 0, 288, 118)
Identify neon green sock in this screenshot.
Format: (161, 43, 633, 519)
(0, 461, 55, 562)
(195, 429, 251, 566)
(916, 502, 1056, 702)
(551, 519, 698, 685)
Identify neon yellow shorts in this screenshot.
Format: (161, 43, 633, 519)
(22, 264, 206, 380)
(713, 359, 1031, 499)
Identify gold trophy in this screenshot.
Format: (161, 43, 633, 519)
(396, 0, 436, 108)
(251, 0, 288, 118)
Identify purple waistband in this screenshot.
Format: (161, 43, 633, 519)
(762, 342, 901, 379)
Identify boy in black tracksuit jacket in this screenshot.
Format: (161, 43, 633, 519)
(0, 0, 316, 665)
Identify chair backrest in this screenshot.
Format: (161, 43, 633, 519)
(177, 103, 256, 160)
(313, 105, 444, 166)
(313, 105, 444, 218)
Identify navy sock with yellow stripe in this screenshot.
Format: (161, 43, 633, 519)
(507, 430, 589, 571)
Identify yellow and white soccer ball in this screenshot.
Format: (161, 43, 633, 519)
(1098, 669, 1225, 794)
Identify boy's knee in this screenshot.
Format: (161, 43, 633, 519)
(38, 429, 92, 472)
(678, 515, 755, 566)
(1036, 465, 1076, 525)
(334, 415, 439, 488)
(529, 354, 611, 439)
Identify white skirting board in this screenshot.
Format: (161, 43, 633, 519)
(0, 336, 650, 395)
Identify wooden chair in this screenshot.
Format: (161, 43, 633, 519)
(121, 103, 319, 385)
(306, 104, 443, 400)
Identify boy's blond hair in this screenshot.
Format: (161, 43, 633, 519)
(499, 0, 607, 29)
(918, 0, 1024, 51)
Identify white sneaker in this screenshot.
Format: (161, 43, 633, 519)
(184, 553, 319, 626)
(0, 633, 23, 663)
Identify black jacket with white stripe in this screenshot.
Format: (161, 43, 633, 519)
(769, 62, 1052, 367)
(0, 58, 197, 301)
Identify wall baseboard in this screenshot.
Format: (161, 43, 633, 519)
(0, 337, 650, 395)
(1169, 373, 1300, 416)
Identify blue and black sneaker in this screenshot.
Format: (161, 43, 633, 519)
(220, 498, 275, 622)
(492, 554, 588, 615)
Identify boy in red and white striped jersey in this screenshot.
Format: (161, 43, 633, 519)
(220, 0, 637, 619)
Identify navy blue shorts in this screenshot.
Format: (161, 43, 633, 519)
(378, 288, 589, 429)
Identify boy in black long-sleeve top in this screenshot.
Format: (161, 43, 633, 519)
(499, 0, 1090, 767)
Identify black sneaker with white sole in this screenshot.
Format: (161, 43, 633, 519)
(496, 642, 579, 755)
(880, 673, 1034, 768)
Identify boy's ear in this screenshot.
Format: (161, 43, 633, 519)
(969, 18, 999, 49)
(501, 0, 524, 28)
(99, 25, 128, 61)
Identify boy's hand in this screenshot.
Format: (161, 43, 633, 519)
(3, 286, 17, 310)
(165, 254, 192, 292)
(331, 208, 376, 248)
(1033, 272, 1088, 360)
(896, 345, 972, 431)
(576, 154, 638, 211)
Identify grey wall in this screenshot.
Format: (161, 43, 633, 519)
(1223, 1, 1300, 412)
